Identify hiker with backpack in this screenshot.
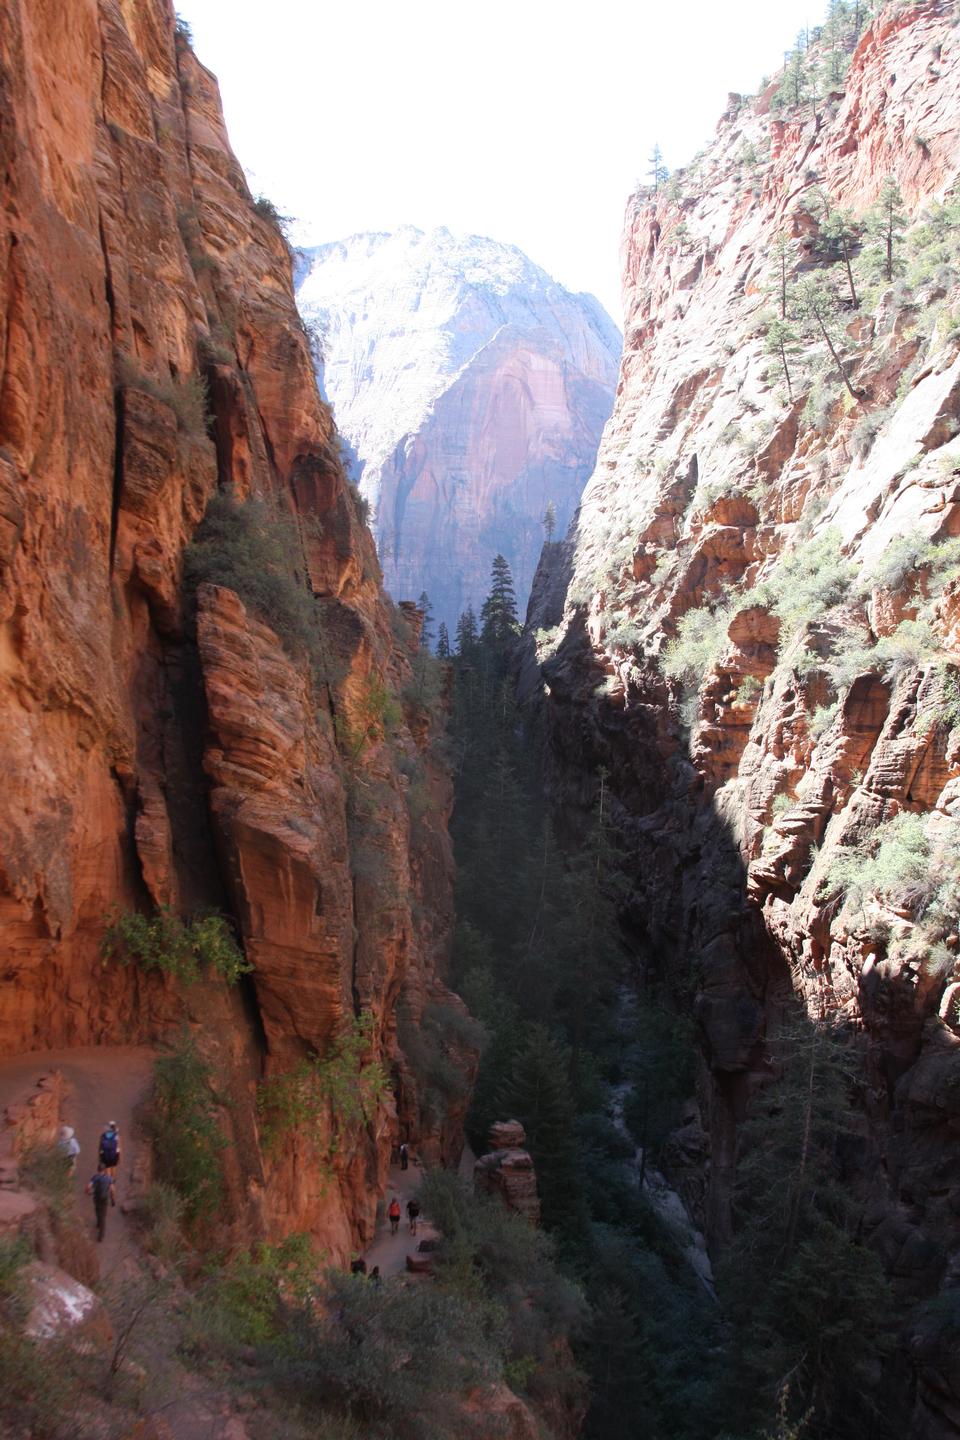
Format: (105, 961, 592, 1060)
(406, 1198, 420, 1235)
(86, 1164, 115, 1242)
(388, 1196, 401, 1235)
(99, 1121, 121, 1176)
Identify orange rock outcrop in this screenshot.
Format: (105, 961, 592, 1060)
(0, 0, 471, 1262)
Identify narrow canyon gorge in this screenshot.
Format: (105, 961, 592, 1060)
(1, 2, 959, 1439)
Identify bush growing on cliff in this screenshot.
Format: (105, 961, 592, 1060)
(101, 906, 250, 985)
(257, 1014, 389, 1159)
(185, 493, 339, 678)
(152, 1031, 227, 1228)
(115, 354, 210, 437)
(661, 602, 732, 690)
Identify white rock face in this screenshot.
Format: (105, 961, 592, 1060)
(295, 227, 621, 629)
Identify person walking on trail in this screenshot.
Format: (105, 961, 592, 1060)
(86, 1164, 115, 1243)
(370, 1265, 382, 1287)
(99, 1121, 121, 1177)
(407, 1198, 421, 1235)
(58, 1125, 80, 1176)
(399, 1142, 409, 1172)
(388, 1197, 401, 1235)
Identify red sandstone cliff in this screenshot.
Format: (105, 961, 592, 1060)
(0, 0, 470, 1263)
(526, 4, 960, 1433)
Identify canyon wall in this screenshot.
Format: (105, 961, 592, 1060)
(525, 3, 960, 1432)
(296, 227, 621, 632)
(0, 0, 468, 1263)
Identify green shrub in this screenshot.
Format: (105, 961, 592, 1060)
(0, 1236, 30, 1305)
(850, 407, 888, 459)
(810, 700, 839, 737)
(19, 1143, 73, 1217)
(606, 615, 643, 651)
(661, 602, 731, 689)
(138, 1181, 185, 1264)
(758, 528, 855, 641)
(191, 1233, 318, 1353)
(819, 813, 960, 945)
(875, 618, 942, 675)
(151, 1032, 227, 1228)
(736, 674, 762, 704)
(265, 1269, 498, 1439)
(184, 493, 325, 664)
(346, 480, 370, 525)
(102, 906, 250, 985)
(865, 531, 960, 594)
(252, 193, 291, 237)
(115, 354, 210, 436)
(335, 676, 402, 762)
(258, 1014, 389, 1158)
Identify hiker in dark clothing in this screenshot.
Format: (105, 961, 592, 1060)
(399, 1142, 409, 1171)
(370, 1265, 382, 1287)
(388, 1197, 401, 1235)
(86, 1164, 115, 1242)
(98, 1121, 121, 1177)
(407, 1198, 421, 1235)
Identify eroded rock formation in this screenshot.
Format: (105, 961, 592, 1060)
(473, 1120, 541, 1225)
(524, 5, 960, 1433)
(296, 228, 621, 631)
(0, 0, 471, 1263)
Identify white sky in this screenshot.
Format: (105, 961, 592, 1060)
(179, 0, 818, 322)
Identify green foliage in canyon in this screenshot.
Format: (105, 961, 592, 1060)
(257, 1014, 390, 1159)
(102, 906, 251, 985)
(448, 558, 726, 1439)
(151, 1031, 228, 1228)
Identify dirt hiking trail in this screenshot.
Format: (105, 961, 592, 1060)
(0, 1045, 155, 1277)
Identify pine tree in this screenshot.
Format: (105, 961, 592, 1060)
(868, 175, 907, 283)
(778, 33, 809, 107)
(543, 501, 557, 543)
(497, 1024, 584, 1236)
(648, 143, 668, 191)
(764, 316, 799, 400)
(769, 231, 794, 320)
(455, 607, 479, 660)
(720, 1019, 898, 1437)
(417, 590, 434, 650)
(435, 621, 450, 659)
(794, 274, 861, 402)
(479, 555, 519, 651)
(818, 196, 861, 307)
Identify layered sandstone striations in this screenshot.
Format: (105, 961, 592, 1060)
(296, 228, 621, 630)
(525, 5, 960, 1433)
(0, 0, 470, 1262)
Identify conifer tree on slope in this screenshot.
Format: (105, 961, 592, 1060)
(497, 1023, 585, 1237)
(480, 555, 519, 651)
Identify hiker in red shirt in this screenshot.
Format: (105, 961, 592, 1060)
(388, 1196, 401, 1235)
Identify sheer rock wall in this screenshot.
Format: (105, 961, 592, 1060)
(524, 5, 960, 1432)
(0, 0, 469, 1262)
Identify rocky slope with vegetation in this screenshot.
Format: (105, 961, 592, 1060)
(522, 1, 960, 1435)
(0, 0, 470, 1266)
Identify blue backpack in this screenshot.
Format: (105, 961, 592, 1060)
(99, 1130, 119, 1165)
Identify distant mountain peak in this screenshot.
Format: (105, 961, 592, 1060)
(296, 228, 621, 630)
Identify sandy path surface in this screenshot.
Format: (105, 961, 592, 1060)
(0, 1045, 155, 1277)
(364, 1161, 437, 1277)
